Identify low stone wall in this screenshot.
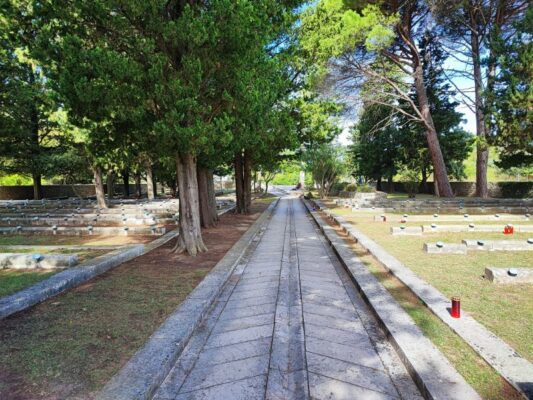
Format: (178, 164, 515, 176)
(391, 181, 532, 198)
(0, 184, 147, 200)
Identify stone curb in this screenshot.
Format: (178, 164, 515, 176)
(302, 199, 481, 400)
(0, 244, 144, 319)
(96, 199, 279, 400)
(0, 206, 235, 320)
(312, 199, 533, 399)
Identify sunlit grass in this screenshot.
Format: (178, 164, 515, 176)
(325, 202, 533, 363)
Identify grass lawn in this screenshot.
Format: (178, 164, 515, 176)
(320, 211, 522, 400)
(0, 270, 56, 297)
(0, 200, 271, 400)
(324, 201, 533, 364)
(0, 235, 151, 246)
(0, 249, 109, 297)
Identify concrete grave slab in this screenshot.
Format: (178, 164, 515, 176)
(424, 242, 467, 254)
(485, 268, 533, 284)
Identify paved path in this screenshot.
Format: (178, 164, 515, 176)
(153, 197, 423, 400)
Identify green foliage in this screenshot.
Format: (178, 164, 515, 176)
(491, 7, 533, 168)
(399, 168, 420, 198)
(304, 142, 346, 198)
(344, 183, 357, 191)
(0, 174, 33, 185)
(349, 104, 401, 182)
(398, 31, 473, 181)
(356, 183, 375, 193)
(0, 4, 71, 183)
(497, 182, 533, 199)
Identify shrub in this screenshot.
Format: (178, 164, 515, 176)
(356, 183, 375, 193)
(498, 182, 533, 198)
(344, 183, 357, 192)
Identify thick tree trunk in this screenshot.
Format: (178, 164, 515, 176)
(243, 150, 252, 213)
(234, 152, 245, 214)
(471, 30, 489, 198)
(106, 171, 115, 199)
(92, 166, 107, 209)
(145, 163, 155, 200)
(134, 173, 142, 198)
(197, 166, 218, 228)
(376, 177, 382, 192)
(32, 173, 43, 200)
(172, 153, 207, 256)
(122, 169, 130, 197)
(413, 64, 454, 197)
(387, 176, 394, 193)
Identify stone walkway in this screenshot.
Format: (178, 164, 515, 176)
(153, 197, 423, 400)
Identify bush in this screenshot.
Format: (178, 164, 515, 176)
(344, 183, 357, 192)
(498, 182, 533, 198)
(400, 169, 420, 198)
(356, 183, 375, 193)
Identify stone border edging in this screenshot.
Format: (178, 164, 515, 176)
(312, 199, 533, 399)
(0, 206, 236, 320)
(96, 199, 279, 400)
(0, 244, 144, 319)
(302, 199, 481, 400)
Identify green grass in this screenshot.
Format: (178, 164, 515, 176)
(326, 202, 533, 364)
(0, 200, 270, 399)
(361, 252, 521, 400)
(323, 217, 522, 399)
(0, 249, 109, 297)
(0, 270, 56, 297)
(0, 235, 148, 246)
(0, 249, 210, 398)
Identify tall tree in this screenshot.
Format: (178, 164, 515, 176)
(300, 0, 455, 196)
(350, 104, 402, 191)
(490, 5, 533, 169)
(0, 2, 67, 199)
(398, 30, 473, 190)
(432, 0, 528, 197)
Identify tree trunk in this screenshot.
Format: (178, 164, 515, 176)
(413, 64, 454, 197)
(243, 150, 252, 213)
(93, 166, 107, 209)
(234, 152, 245, 214)
(197, 166, 218, 228)
(152, 167, 158, 197)
(376, 177, 382, 192)
(32, 173, 43, 200)
(388, 176, 394, 193)
(471, 28, 489, 198)
(145, 163, 155, 200)
(134, 173, 142, 198)
(122, 169, 130, 197)
(206, 170, 219, 224)
(172, 153, 207, 256)
(106, 171, 115, 200)
(29, 71, 42, 201)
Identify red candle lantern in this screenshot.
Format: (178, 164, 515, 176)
(451, 297, 461, 318)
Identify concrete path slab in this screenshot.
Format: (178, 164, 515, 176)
(151, 197, 470, 400)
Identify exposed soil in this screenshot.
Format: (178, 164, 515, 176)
(0, 201, 270, 400)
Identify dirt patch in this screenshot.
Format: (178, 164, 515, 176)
(0, 201, 270, 400)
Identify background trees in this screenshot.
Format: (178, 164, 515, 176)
(491, 6, 533, 169)
(432, 0, 529, 197)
